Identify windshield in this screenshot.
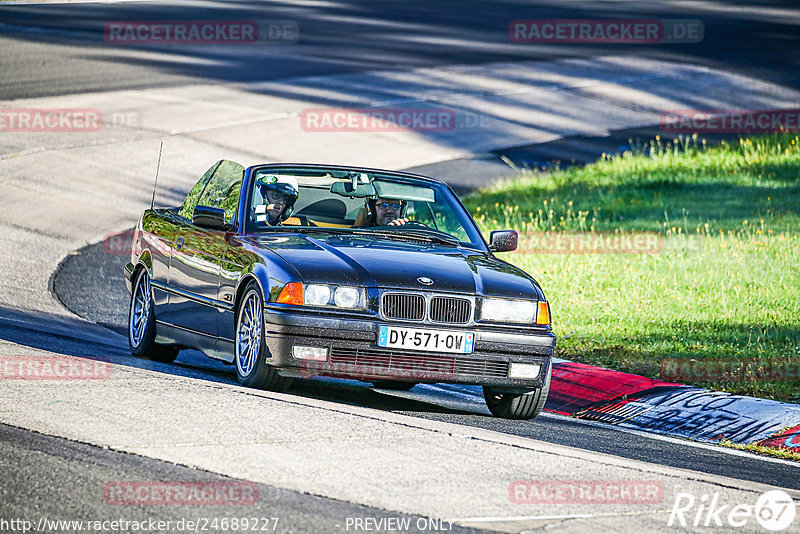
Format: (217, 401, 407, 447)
(243, 167, 486, 249)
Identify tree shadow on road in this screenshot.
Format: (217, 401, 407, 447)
(0, 305, 479, 416)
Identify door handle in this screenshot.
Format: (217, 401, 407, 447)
(175, 237, 185, 251)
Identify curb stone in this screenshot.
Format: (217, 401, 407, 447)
(547, 359, 800, 451)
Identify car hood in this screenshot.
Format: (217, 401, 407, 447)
(242, 233, 542, 299)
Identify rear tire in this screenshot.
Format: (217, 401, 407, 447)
(370, 381, 416, 391)
(483, 363, 551, 420)
(235, 283, 293, 392)
(128, 268, 179, 363)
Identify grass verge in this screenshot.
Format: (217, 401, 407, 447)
(719, 439, 800, 462)
(465, 134, 800, 402)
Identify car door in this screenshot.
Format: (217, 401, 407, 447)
(169, 160, 243, 342)
(144, 162, 219, 323)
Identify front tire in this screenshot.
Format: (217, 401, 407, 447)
(483, 363, 552, 420)
(128, 268, 179, 363)
(235, 283, 293, 392)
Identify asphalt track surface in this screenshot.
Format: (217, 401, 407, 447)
(3, 0, 800, 530)
(1, 0, 799, 100)
(0, 423, 482, 533)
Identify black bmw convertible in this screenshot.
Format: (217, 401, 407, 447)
(125, 161, 556, 419)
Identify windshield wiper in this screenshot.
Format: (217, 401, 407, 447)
(351, 228, 461, 247)
(264, 227, 351, 235)
(400, 228, 462, 246)
(262, 226, 461, 246)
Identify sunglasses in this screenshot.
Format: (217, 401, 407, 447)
(265, 190, 291, 202)
(376, 202, 402, 211)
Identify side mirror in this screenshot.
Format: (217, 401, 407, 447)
(193, 205, 230, 230)
(489, 230, 518, 252)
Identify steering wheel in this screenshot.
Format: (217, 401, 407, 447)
(397, 220, 428, 228)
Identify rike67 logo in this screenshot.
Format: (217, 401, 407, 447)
(669, 490, 796, 531)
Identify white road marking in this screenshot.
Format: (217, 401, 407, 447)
(453, 508, 672, 523)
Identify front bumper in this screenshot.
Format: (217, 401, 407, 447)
(261, 305, 556, 389)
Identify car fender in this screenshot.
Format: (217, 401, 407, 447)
(125, 248, 153, 294)
(234, 259, 295, 310)
(234, 269, 267, 311)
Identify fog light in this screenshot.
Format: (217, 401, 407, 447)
(509, 363, 541, 379)
(293, 345, 328, 361)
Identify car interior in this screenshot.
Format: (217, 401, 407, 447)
(247, 170, 470, 244)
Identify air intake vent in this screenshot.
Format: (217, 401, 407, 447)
(329, 347, 509, 378)
(382, 293, 425, 320)
(429, 296, 471, 324)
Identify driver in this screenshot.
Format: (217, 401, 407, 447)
(368, 197, 409, 226)
(257, 175, 299, 226)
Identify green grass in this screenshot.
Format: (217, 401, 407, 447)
(465, 134, 800, 402)
(720, 438, 800, 462)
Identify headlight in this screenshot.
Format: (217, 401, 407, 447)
(305, 284, 332, 306)
(302, 284, 365, 309)
(481, 298, 537, 323)
(334, 286, 362, 308)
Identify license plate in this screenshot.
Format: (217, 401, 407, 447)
(378, 326, 474, 354)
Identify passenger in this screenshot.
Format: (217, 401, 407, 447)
(258, 175, 299, 226)
(369, 197, 409, 226)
